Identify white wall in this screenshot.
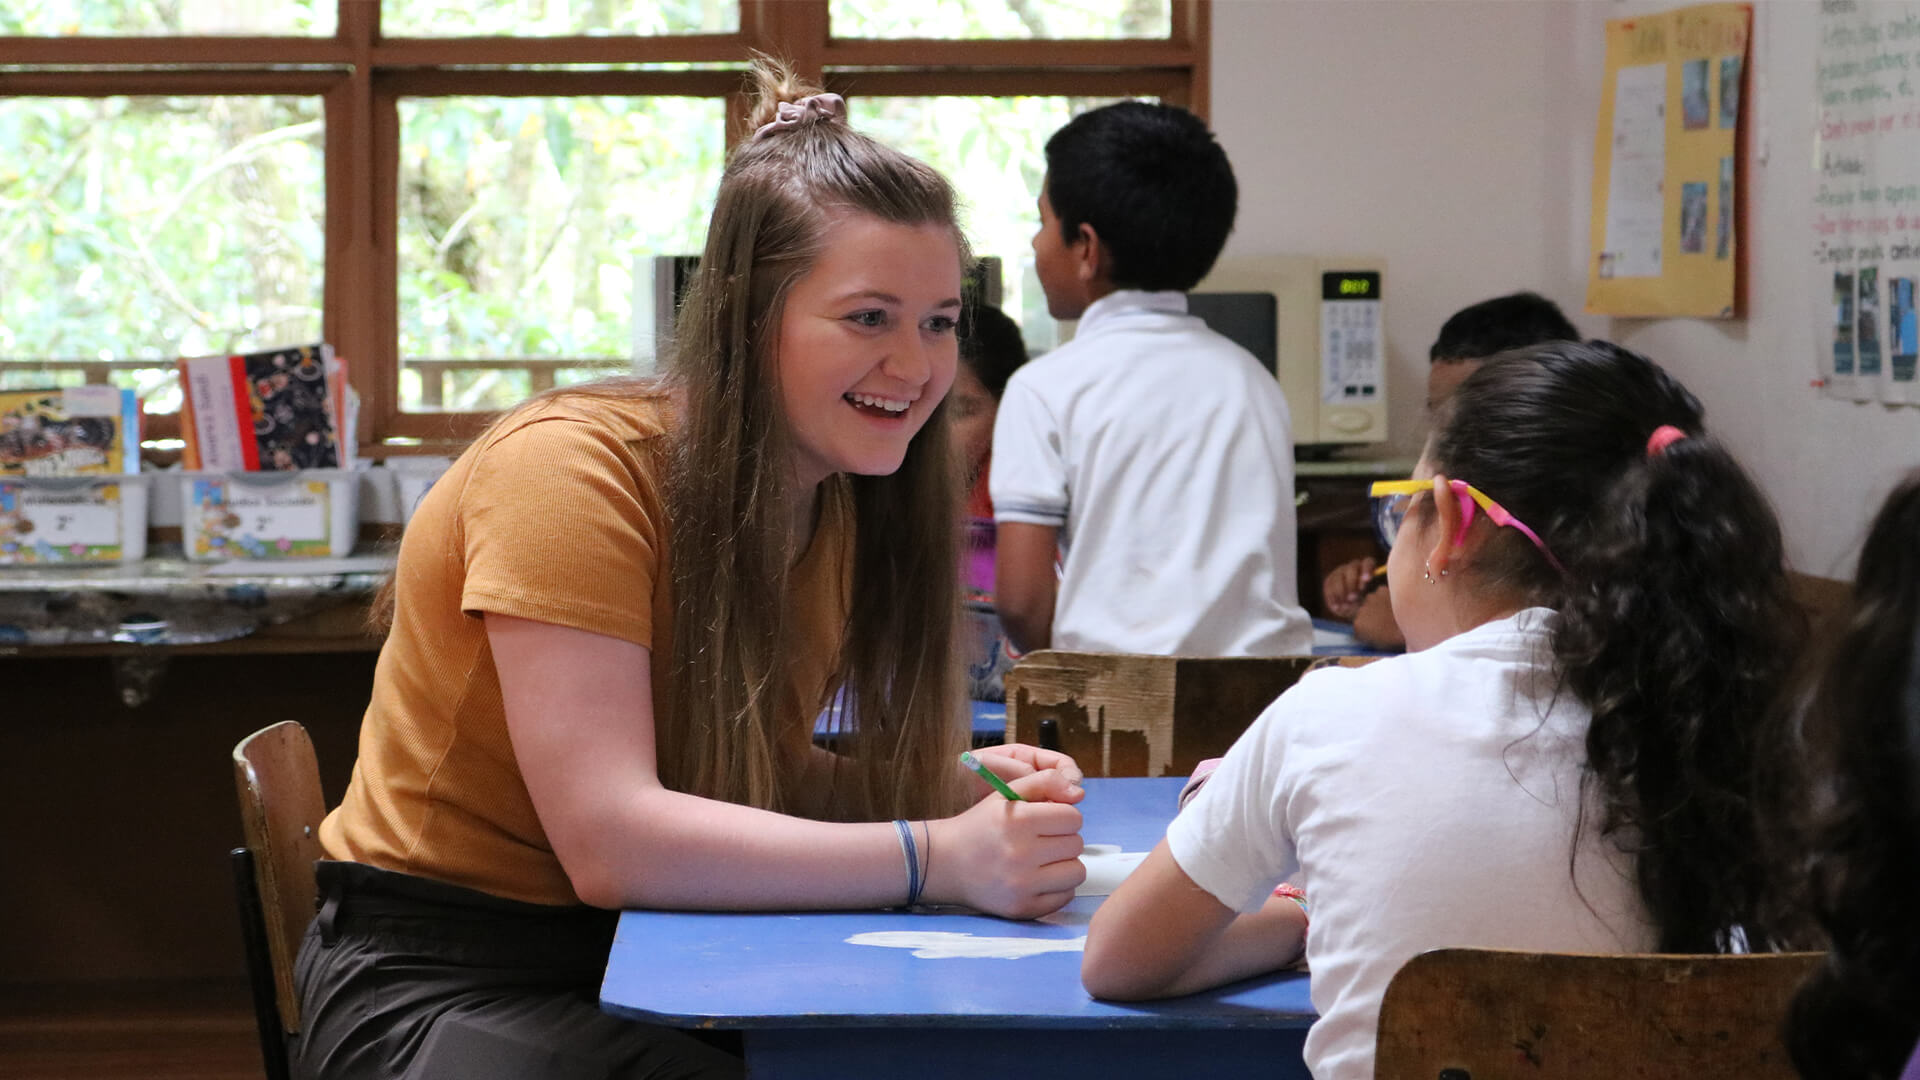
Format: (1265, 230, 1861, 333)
(1211, 0, 1594, 458)
(1213, 0, 1920, 577)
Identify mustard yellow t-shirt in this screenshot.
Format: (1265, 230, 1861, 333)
(319, 392, 852, 906)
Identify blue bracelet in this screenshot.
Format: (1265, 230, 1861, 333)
(893, 819, 922, 906)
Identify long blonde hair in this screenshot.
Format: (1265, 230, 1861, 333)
(658, 58, 970, 821)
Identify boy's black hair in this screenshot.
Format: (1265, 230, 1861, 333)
(1429, 291, 1580, 363)
(959, 302, 1029, 402)
(1043, 101, 1237, 292)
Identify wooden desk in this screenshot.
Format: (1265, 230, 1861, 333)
(600, 778, 1313, 1080)
(0, 554, 387, 988)
(0, 549, 390, 656)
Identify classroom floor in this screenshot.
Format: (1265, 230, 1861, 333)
(0, 979, 264, 1080)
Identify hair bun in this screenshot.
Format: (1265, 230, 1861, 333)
(743, 54, 829, 133)
(753, 93, 846, 142)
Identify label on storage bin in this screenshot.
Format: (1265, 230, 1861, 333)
(192, 478, 332, 558)
(0, 481, 124, 563)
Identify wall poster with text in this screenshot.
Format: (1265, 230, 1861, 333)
(1588, 2, 1751, 317)
(1815, 0, 1920, 405)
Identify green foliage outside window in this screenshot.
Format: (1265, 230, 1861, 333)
(831, 0, 1169, 39)
(397, 96, 724, 411)
(0, 96, 325, 407)
(0, 1, 1181, 418)
(384, 0, 736, 37)
(1, 0, 332, 36)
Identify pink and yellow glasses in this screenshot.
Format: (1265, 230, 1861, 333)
(1368, 478, 1566, 574)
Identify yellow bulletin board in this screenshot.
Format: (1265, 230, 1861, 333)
(1588, 3, 1752, 318)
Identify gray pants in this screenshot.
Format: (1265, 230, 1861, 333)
(292, 860, 743, 1080)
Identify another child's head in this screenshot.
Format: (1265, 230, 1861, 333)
(1786, 471, 1920, 1080)
(1032, 101, 1236, 319)
(665, 58, 970, 820)
(1424, 291, 1579, 409)
(1388, 340, 1802, 950)
(952, 302, 1028, 482)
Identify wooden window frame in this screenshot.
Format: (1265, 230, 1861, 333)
(0, 0, 1210, 453)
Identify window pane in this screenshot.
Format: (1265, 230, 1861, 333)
(2, 0, 334, 36)
(854, 95, 1129, 356)
(398, 96, 724, 412)
(383, 0, 737, 37)
(832, 0, 1169, 39)
(0, 96, 326, 411)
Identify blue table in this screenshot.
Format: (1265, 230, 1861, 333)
(601, 777, 1314, 1079)
(1310, 616, 1402, 658)
(815, 697, 1009, 748)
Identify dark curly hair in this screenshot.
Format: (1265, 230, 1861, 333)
(1425, 340, 1806, 951)
(1785, 471, 1920, 1080)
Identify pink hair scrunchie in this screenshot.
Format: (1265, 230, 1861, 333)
(1646, 424, 1688, 458)
(752, 93, 847, 141)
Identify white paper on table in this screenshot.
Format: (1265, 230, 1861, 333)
(1076, 843, 1148, 897)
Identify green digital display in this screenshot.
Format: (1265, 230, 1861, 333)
(1321, 270, 1382, 301)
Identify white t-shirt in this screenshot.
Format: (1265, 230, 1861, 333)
(1166, 609, 1656, 1080)
(990, 290, 1311, 656)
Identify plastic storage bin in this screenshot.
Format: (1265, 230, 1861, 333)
(180, 469, 359, 560)
(388, 456, 452, 524)
(0, 474, 151, 565)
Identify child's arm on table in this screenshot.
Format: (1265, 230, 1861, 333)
(1082, 838, 1306, 1000)
(490, 613, 1087, 918)
(1349, 581, 1404, 650)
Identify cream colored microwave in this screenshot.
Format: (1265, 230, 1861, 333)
(1191, 255, 1388, 451)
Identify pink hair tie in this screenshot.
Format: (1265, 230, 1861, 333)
(1646, 424, 1688, 457)
(751, 93, 846, 141)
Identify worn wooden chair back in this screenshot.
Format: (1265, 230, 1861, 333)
(1006, 651, 1356, 777)
(231, 720, 327, 1079)
(1374, 948, 1823, 1080)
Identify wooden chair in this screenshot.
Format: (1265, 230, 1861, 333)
(1373, 948, 1823, 1080)
(1005, 650, 1338, 777)
(1788, 569, 1850, 634)
(231, 720, 328, 1080)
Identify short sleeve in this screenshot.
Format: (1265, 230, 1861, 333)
(1164, 695, 1300, 914)
(456, 415, 661, 646)
(988, 375, 1068, 527)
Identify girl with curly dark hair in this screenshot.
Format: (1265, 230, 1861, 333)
(1084, 340, 1807, 1079)
(1786, 471, 1920, 1080)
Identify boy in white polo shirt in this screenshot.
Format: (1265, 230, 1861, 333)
(990, 101, 1311, 658)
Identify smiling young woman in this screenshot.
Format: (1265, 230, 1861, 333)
(295, 59, 1087, 1080)
(775, 214, 963, 493)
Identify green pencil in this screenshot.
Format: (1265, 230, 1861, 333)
(959, 751, 1025, 801)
